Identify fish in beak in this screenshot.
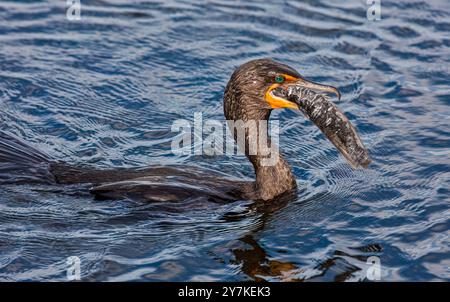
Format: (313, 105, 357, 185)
(270, 79, 371, 169)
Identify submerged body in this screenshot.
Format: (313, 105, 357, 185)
(0, 131, 249, 202)
(0, 59, 371, 202)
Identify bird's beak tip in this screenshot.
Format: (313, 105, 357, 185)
(329, 85, 341, 101)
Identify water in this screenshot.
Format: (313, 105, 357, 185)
(0, 0, 449, 281)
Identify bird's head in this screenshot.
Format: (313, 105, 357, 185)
(224, 58, 371, 169)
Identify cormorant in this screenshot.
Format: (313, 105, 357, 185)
(0, 59, 371, 202)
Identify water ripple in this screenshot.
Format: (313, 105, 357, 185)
(0, 0, 449, 281)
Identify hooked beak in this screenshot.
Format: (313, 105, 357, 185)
(269, 79, 371, 169)
(290, 77, 341, 100)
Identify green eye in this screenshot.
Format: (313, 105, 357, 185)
(275, 75, 285, 83)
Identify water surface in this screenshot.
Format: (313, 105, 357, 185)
(0, 0, 449, 281)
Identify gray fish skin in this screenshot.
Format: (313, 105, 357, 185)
(274, 86, 371, 168)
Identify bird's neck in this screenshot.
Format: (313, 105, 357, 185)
(229, 108, 297, 201)
(249, 152, 297, 201)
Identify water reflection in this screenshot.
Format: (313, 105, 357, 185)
(0, 0, 449, 281)
(232, 235, 300, 282)
(229, 196, 383, 282)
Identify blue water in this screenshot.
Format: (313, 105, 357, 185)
(0, 0, 449, 281)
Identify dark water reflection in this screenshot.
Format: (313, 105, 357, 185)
(0, 0, 449, 281)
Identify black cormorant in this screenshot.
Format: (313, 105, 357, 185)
(0, 59, 371, 202)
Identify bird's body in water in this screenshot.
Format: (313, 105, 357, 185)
(0, 59, 371, 203)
